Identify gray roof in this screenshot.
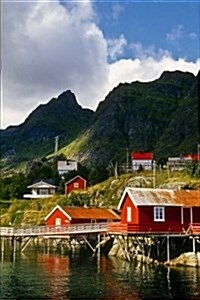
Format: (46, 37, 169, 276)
(118, 187, 200, 209)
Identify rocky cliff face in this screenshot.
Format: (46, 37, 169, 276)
(82, 70, 198, 166)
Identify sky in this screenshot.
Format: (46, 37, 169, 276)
(1, 0, 200, 129)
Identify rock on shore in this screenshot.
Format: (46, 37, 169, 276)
(165, 252, 200, 267)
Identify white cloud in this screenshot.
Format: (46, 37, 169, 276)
(107, 34, 127, 60)
(166, 25, 183, 42)
(189, 32, 198, 40)
(108, 57, 200, 89)
(129, 42, 171, 60)
(2, 0, 108, 127)
(111, 3, 124, 21)
(2, 1, 200, 129)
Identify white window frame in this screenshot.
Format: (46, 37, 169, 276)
(154, 207, 165, 222)
(55, 218, 61, 226)
(127, 207, 132, 222)
(74, 182, 79, 188)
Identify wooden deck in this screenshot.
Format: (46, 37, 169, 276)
(108, 223, 200, 236)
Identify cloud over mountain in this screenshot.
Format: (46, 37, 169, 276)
(2, 1, 199, 128)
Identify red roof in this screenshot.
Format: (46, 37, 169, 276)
(45, 205, 120, 221)
(182, 154, 200, 161)
(62, 207, 120, 220)
(131, 152, 153, 160)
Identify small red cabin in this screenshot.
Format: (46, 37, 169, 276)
(65, 175, 87, 195)
(116, 188, 200, 234)
(45, 205, 120, 226)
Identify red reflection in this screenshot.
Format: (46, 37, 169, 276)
(99, 256, 141, 300)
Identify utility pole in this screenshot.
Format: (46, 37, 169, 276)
(54, 136, 59, 156)
(126, 148, 129, 173)
(153, 160, 156, 188)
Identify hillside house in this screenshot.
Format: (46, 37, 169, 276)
(45, 205, 120, 226)
(167, 154, 200, 171)
(57, 160, 78, 176)
(131, 152, 154, 171)
(23, 181, 56, 199)
(65, 175, 87, 195)
(113, 187, 200, 234)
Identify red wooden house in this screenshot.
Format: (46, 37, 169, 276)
(65, 175, 87, 195)
(111, 188, 200, 234)
(45, 205, 120, 226)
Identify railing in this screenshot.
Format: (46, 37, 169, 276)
(186, 223, 200, 235)
(0, 223, 109, 237)
(108, 223, 200, 235)
(1, 222, 200, 237)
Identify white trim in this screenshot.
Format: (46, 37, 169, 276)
(65, 175, 86, 186)
(190, 207, 193, 224)
(181, 207, 184, 225)
(153, 207, 165, 222)
(117, 187, 138, 210)
(44, 205, 72, 221)
(127, 207, 132, 222)
(28, 181, 56, 189)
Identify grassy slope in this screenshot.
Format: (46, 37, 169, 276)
(0, 171, 199, 227)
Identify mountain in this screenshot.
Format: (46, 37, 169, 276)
(1, 90, 94, 165)
(1, 70, 199, 169)
(61, 70, 199, 166)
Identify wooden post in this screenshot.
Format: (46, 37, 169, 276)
(192, 237, 196, 253)
(97, 234, 101, 258)
(166, 236, 170, 262)
(1, 237, 5, 253)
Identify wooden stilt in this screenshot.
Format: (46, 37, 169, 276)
(166, 236, 170, 262)
(97, 234, 101, 258)
(192, 237, 196, 253)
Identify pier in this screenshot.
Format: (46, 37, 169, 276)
(1, 222, 200, 263)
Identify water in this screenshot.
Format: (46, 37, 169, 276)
(0, 251, 200, 300)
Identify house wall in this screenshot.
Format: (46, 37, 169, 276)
(138, 206, 182, 231)
(193, 207, 200, 223)
(65, 178, 86, 195)
(45, 208, 70, 226)
(120, 194, 139, 224)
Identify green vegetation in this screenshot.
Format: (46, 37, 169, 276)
(1, 170, 199, 227)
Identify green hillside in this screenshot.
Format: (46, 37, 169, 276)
(1, 171, 199, 227)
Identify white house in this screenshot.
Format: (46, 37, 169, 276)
(23, 181, 56, 199)
(57, 160, 78, 176)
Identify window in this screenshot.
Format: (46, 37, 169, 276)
(55, 218, 61, 226)
(74, 182, 79, 188)
(154, 207, 165, 221)
(127, 207, 132, 222)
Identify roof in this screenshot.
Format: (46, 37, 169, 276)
(27, 181, 56, 189)
(182, 154, 200, 161)
(131, 152, 153, 160)
(45, 205, 120, 221)
(65, 175, 86, 185)
(118, 187, 200, 210)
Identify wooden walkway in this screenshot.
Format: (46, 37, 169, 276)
(0, 223, 108, 238)
(1, 222, 200, 238)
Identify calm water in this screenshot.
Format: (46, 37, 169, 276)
(0, 250, 200, 300)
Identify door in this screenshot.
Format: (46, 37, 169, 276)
(183, 208, 190, 231)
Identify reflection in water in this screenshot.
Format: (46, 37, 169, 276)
(0, 251, 200, 299)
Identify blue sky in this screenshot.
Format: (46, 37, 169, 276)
(95, 1, 199, 61)
(2, 0, 200, 128)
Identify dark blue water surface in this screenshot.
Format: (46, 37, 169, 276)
(0, 251, 200, 300)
